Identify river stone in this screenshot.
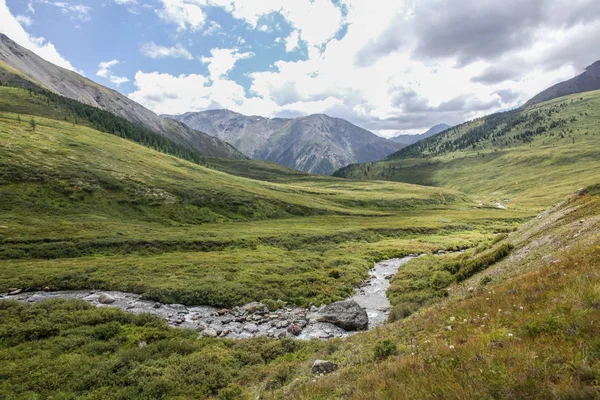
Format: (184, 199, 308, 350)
(316, 300, 368, 331)
(287, 323, 303, 336)
(312, 360, 338, 374)
(98, 293, 116, 304)
(202, 328, 218, 337)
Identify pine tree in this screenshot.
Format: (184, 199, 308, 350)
(30, 118, 36, 131)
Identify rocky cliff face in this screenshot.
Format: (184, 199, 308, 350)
(0, 33, 244, 160)
(167, 110, 403, 175)
(526, 61, 600, 106)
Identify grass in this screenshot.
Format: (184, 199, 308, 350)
(335, 90, 600, 208)
(0, 85, 526, 307)
(0, 185, 598, 399)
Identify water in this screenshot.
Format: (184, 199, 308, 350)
(1, 256, 416, 340)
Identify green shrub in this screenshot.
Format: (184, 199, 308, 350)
(374, 339, 398, 360)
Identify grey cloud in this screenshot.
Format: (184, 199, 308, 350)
(496, 89, 521, 104)
(472, 65, 525, 85)
(411, 0, 547, 65)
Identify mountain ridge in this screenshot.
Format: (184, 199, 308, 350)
(0, 33, 245, 160)
(526, 60, 600, 105)
(389, 123, 452, 145)
(166, 109, 404, 174)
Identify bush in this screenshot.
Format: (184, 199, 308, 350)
(388, 303, 419, 322)
(374, 339, 398, 360)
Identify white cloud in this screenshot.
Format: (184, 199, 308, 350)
(27, 2, 34, 13)
(114, 0, 137, 4)
(285, 30, 300, 52)
(200, 48, 254, 80)
(39, 1, 91, 22)
(131, 0, 600, 135)
(0, 0, 78, 72)
(140, 42, 193, 60)
(208, 0, 343, 48)
(156, 0, 206, 31)
(96, 60, 129, 86)
(15, 14, 32, 27)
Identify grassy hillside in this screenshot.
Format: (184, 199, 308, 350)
(0, 85, 531, 308)
(1, 186, 598, 399)
(335, 90, 600, 208)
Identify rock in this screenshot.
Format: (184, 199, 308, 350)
(276, 320, 289, 329)
(202, 328, 218, 338)
(287, 323, 303, 336)
(152, 302, 162, 309)
(219, 329, 230, 337)
(98, 293, 116, 304)
(196, 322, 208, 331)
(217, 309, 229, 315)
(384, 274, 394, 280)
(467, 287, 474, 292)
(244, 304, 257, 314)
(316, 300, 368, 331)
(312, 360, 338, 374)
(7, 288, 22, 295)
(576, 188, 586, 196)
(42, 287, 51, 292)
(244, 324, 260, 334)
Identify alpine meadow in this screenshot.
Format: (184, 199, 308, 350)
(1, 1, 600, 399)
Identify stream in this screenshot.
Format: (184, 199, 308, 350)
(1, 256, 417, 340)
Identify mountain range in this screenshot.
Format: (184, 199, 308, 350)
(389, 123, 452, 145)
(0, 33, 244, 160)
(166, 110, 404, 175)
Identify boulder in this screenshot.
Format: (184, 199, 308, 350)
(98, 293, 116, 304)
(312, 360, 338, 374)
(287, 323, 303, 336)
(316, 300, 368, 331)
(7, 288, 22, 295)
(202, 328, 218, 337)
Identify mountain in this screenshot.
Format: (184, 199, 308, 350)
(335, 88, 600, 207)
(389, 123, 452, 145)
(526, 60, 600, 105)
(166, 110, 404, 175)
(0, 33, 244, 160)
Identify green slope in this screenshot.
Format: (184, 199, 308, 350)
(335, 90, 600, 209)
(1, 85, 521, 308)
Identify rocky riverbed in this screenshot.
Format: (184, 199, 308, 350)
(1, 256, 418, 340)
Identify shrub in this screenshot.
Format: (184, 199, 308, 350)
(388, 303, 419, 322)
(374, 339, 398, 360)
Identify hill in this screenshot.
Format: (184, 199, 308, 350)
(390, 123, 452, 144)
(334, 90, 600, 208)
(0, 33, 244, 160)
(166, 110, 403, 174)
(526, 60, 600, 105)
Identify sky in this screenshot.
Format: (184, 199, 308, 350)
(1, 0, 600, 137)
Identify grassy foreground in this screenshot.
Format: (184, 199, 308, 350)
(1, 186, 598, 399)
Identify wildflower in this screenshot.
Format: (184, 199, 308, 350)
(447, 325, 452, 331)
(498, 309, 502, 312)
(519, 306, 524, 310)
(463, 319, 468, 323)
(508, 333, 513, 337)
(484, 313, 488, 316)
(449, 345, 455, 349)
(449, 316, 456, 322)
(480, 325, 485, 328)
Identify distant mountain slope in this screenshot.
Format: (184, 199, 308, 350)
(390, 123, 452, 145)
(334, 89, 600, 207)
(166, 110, 404, 174)
(526, 60, 600, 105)
(0, 33, 244, 160)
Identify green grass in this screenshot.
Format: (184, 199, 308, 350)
(1, 186, 598, 400)
(335, 90, 600, 208)
(0, 85, 526, 307)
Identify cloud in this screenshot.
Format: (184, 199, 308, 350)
(285, 30, 300, 52)
(96, 60, 129, 86)
(39, 1, 92, 22)
(0, 0, 78, 71)
(15, 15, 32, 27)
(140, 42, 193, 60)
(130, 0, 600, 135)
(156, 0, 206, 31)
(114, 0, 137, 4)
(200, 48, 254, 80)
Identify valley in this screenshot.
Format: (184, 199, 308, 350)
(0, 14, 599, 399)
